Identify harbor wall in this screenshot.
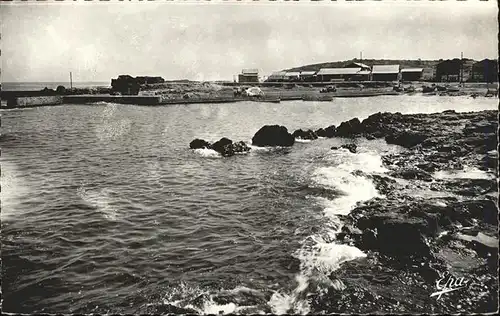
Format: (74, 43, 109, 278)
(63, 95, 162, 105)
(6, 96, 63, 108)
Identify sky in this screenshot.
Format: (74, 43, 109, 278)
(1, 1, 498, 82)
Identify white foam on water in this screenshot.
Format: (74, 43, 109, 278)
(269, 275, 311, 315)
(247, 144, 271, 152)
(325, 149, 389, 173)
(161, 283, 263, 315)
(295, 139, 312, 143)
(296, 236, 367, 275)
(433, 166, 494, 180)
(200, 301, 237, 315)
(92, 101, 117, 106)
(312, 167, 381, 216)
(193, 148, 221, 158)
(268, 149, 385, 314)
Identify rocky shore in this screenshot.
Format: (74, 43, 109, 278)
(189, 109, 498, 313)
(322, 109, 498, 313)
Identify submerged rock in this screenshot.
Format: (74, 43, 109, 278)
(251, 125, 295, 147)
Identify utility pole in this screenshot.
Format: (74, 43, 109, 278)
(460, 52, 464, 86)
(360, 51, 363, 62)
(70, 72, 73, 89)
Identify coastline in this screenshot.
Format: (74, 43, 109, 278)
(1, 81, 497, 109)
(185, 109, 498, 313)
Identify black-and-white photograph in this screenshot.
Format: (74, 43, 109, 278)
(1, 0, 498, 314)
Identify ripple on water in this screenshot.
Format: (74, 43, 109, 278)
(1, 99, 497, 314)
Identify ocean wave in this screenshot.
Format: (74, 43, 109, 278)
(247, 144, 271, 151)
(193, 148, 222, 158)
(311, 167, 381, 216)
(268, 149, 386, 314)
(159, 282, 266, 315)
(325, 149, 389, 173)
(295, 139, 312, 143)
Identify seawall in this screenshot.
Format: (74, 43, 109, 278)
(5, 96, 63, 108)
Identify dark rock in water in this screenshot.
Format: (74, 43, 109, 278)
(316, 125, 336, 138)
(210, 137, 233, 154)
(189, 137, 250, 157)
(332, 144, 357, 153)
(232, 141, 251, 154)
(385, 131, 427, 148)
(251, 125, 295, 147)
(190, 138, 249, 157)
(389, 168, 433, 181)
(190, 138, 211, 149)
(211, 138, 252, 157)
(335, 118, 363, 137)
(342, 144, 357, 153)
(292, 129, 318, 140)
(219, 144, 235, 157)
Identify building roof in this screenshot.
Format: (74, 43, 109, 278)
(372, 65, 400, 74)
(401, 68, 424, 73)
(242, 69, 259, 75)
(285, 72, 301, 77)
(268, 71, 287, 79)
(300, 71, 317, 76)
(317, 68, 362, 75)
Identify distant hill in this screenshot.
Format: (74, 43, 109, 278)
(283, 58, 449, 72)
